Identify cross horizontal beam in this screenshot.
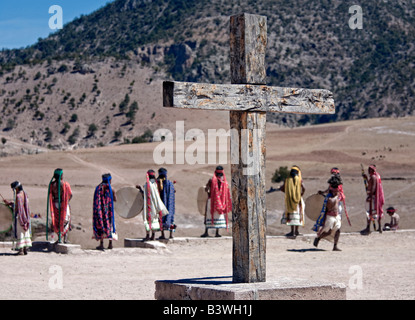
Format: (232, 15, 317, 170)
(163, 81, 335, 114)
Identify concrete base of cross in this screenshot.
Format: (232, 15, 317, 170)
(155, 277, 346, 300)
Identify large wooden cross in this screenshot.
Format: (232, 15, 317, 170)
(163, 13, 335, 283)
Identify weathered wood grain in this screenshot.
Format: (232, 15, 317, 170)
(230, 13, 267, 85)
(163, 81, 335, 115)
(230, 111, 267, 283)
(161, 13, 336, 285)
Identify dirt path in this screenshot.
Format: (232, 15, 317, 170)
(1, 230, 414, 300)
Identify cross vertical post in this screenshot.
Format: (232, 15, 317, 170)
(230, 13, 267, 283)
(162, 13, 335, 286)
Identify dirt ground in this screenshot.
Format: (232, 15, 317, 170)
(1, 230, 414, 300)
(1, 116, 415, 300)
(1, 117, 415, 249)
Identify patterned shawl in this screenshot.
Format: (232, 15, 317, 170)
(159, 177, 175, 230)
(13, 190, 31, 236)
(48, 180, 72, 236)
(144, 172, 168, 230)
(210, 170, 232, 229)
(93, 177, 116, 240)
(312, 193, 331, 232)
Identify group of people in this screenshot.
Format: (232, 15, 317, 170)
(135, 168, 176, 242)
(3, 163, 400, 255)
(134, 165, 232, 240)
(2, 164, 232, 254)
(3, 168, 73, 255)
(198, 163, 400, 249)
(93, 167, 178, 248)
(279, 164, 400, 251)
(3, 167, 178, 254)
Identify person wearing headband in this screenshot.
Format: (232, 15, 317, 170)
(313, 175, 342, 251)
(383, 207, 399, 231)
(47, 168, 72, 243)
(280, 165, 305, 238)
(318, 168, 343, 195)
(4, 181, 32, 255)
(201, 166, 232, 238)
(317, 167, 351, 227)
(93, 173, 117, 250)
(361, 165, 385, 235)
(139, 169, 169, 241)
(157, 168, 176, 240)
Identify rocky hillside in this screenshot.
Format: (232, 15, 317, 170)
(1, 0, 414, 153)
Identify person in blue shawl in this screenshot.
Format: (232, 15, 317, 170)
(93, 173, 117, 250)
(157, 168, 176, 239)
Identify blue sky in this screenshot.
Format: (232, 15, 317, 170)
(0, 0, 114, 50)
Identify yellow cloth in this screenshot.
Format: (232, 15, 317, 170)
(285, 175, 302, 213)
(292, 165, 302, 181)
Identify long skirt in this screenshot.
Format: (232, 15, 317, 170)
(144, 215, 161, 232)
(205, 199, 228, 229)
(281, 198, 305, 226)
(14, 222, 32, 250)
(53, 202, 71, 236)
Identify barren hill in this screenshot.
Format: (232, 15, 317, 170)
(0, 61, 228, 154)
(1, 0, 415, 153)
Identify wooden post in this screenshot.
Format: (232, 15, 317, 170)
(162, 13, 335, 284)
(230, 13, 267, 283)
(230, 111, 267, 283)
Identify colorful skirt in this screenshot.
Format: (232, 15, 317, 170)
(14, 223, 32, 250)
(281, 198, 305, 226)
(53, 202, 71, 236)
(144, 215, 161, 232)
(205, 199, 228, 229)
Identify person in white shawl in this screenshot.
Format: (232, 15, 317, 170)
(137, 170, 168, 241)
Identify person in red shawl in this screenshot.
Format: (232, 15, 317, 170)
(361, 165, 385, 235)
(47, 168, 72, 243)
(93, 173, 117, 250)
(4, 181, 32, 255)
(201, 166, 232, 238)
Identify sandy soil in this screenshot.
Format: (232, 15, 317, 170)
(1, 116, 415, 300)
(1, 230, 414, 300)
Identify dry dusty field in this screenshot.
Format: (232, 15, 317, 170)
(1, 231, 414, 301)
(1, 116, 415, 300)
